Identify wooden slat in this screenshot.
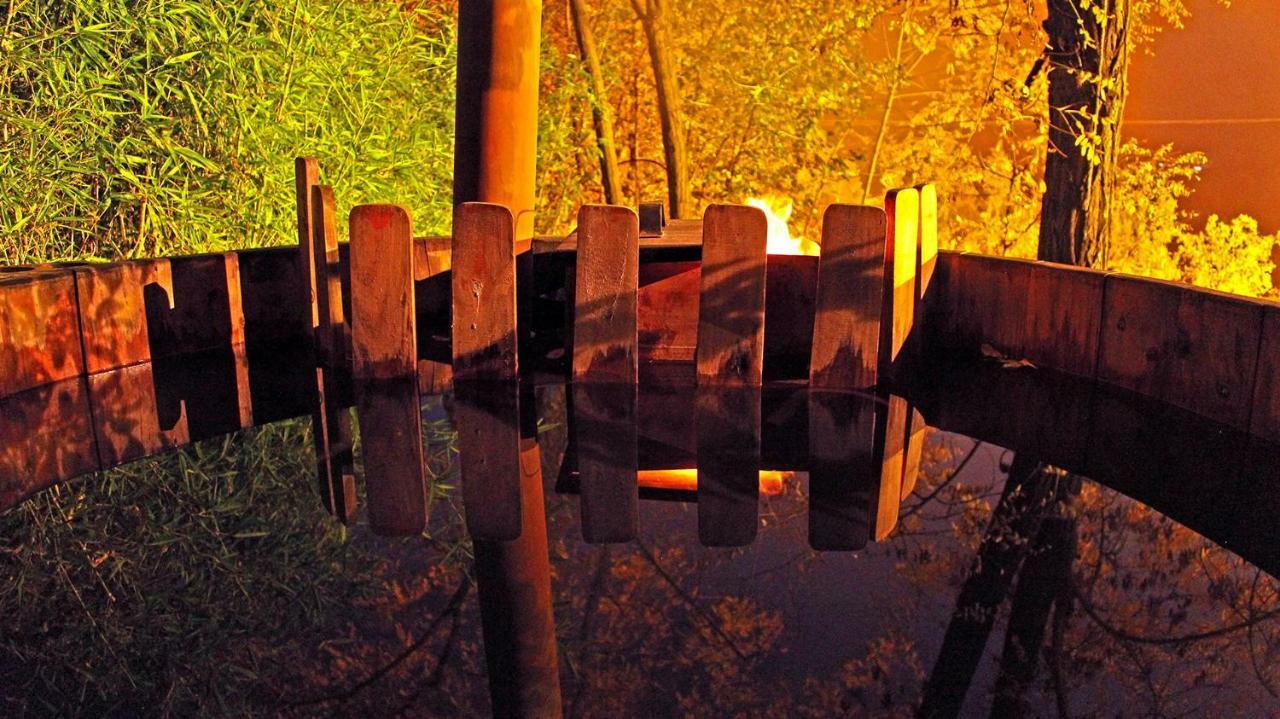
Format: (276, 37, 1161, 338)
(75, 259, 171, 373)
(313, 366, 357, 523)
(312, 186, 347, 367)
(238, 246, 307, 350)
(149, 252, 244, 357)
(151, 350, 252, 442)
(696, 204, 768, 385)
(0, 270, 84, 397)
(350, 204, 416, 379)
(571, 383, 638, 543)
(1024, 261, 1105, 377)
(1099, 275, 1264, 430)
(881, 188, 919, 370)
(355, 378, 427, 535)
(0, 377, 100, 511)
(916, 183, 938, 299)
(695, 387, 760, 547)
(454, 382, 524, 541)
(452, 203, 518, 380)
(89, 363, 190, 468)
(572, 205, 639, 382)
(809, 205, 886, 389)
(1252, 306, 1280, 442)
(295, 156, 321, 335)
(807, 390, 877, 551)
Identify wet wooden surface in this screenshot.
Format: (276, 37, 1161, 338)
(872, 394, 907, 541)
(1099, 274, 1263, 430)
(1252, 307, 1280, 442)
(807, 391, 877, 550)
(1024, 261, 1105, 377)
(455, 382, 524, 541)
(696, 205, 768, 385)
(350, 204, 417, 379)
(0, 269, 85, 396)
(572, 205, 639, 382)
(355, 378, 427, 536)
(452, 203, 518, 380)
(809, 204, 885, 389)
(882, 188, 919, 370)
(89, 362, 190, 468)
(571, 383, 639, 543)
(695, 387, 761, 546)
(0, 377, 99, 510)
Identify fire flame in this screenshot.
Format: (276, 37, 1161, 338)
(746, 195, 819, 256)
(637, 469, 792, 496)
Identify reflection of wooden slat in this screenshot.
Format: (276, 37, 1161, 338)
(571, 384, 638, 543)
(809, 205, 886, 389)
(0, 270, 84, 397)
(89, 363, 190, 468)
(872, 394, 908, 541)
(916, 183, 938, 299)
(350, 205, 416, 379)
(453, 203, 518, 381)
(807, 391, 877, 551)
(356, 378, 427, 535)
(696, 387, 760, 546)
(881, 188, 919, 369)
(313, 367, 357, 523)
(312, 186, 347, 367)
(901, 407, 928, 500)
(1253, 308, 1280, 443)
(696, 205, 768, 386)
(295, 157, 321, 335)
(572, 205, 639, 382)
(0, 377, 100, 511)
(455, 383, 524, 541)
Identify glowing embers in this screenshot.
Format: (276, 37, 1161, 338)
(636, 469, 791, 496)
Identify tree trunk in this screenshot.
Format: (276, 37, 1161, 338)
(632, 0, 692, 219)
(1038, 0, 1131, 268)
(569, 0, 623, 205)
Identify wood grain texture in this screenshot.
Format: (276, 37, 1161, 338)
(695, 387, 761, 547)
(696, 204, 768, 385)
(0, 377, 99, 511)
(571, 383, 638, 543)
(149, 252, 244, 357)
(1099, 275, 1264, 430)
(881, 188, 919, 369)
(1252, 306, 1280, 442)
(454, 382, 524, 541)
(0, 269, 84, 397)
(452, 203, 518, 380)
(75, 259, 171, 373)
(295, 156, 321, 333)
(1024, 261, 1106, 378)
(809, 204, 886, 389)
(311, 186, 347, 367)
(355, 378, 427, 536)
(572, 205, 639, 382)
(807, 390, 877, 551)
(916, 183, 938, 299)
(237, 246, 307, 349)
(638, 260, 699, 362)
(89, 362, 189, 468)
(951, 254, 1034, 359)
(350, 204, 416, 379)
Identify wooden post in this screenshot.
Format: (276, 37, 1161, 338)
(572, 205, 639, 383)
(881, 188, 919, 374)
(355, 378, 427, 536)
(454, 382, 524, 541)
(696, 204, 768, 385)
(916, 183, 938, 299)
(454, 0, 542, 242)
(695, 387, 761, 547)
(570, 383, 638, 543)
(452, 203, 519, 381)
(295, 157, 321, 336)
(809, 205, 886, 389)
(350, 205, 416, 380)
(311, 186, 347, 367)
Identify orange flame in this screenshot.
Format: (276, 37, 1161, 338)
(637, 469, 792, 496)
(746, 196, 819, 256)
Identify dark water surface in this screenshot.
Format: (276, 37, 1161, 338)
(3, 354, 1280, 717)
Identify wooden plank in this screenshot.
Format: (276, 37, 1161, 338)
(881, 188, 919, 370)
(572, 205, 639, 382)
(148, 252, 244, 357)
(452, 203, 518, 380)
(570, 383, 638, 543)
(88, 362, 190, 468)
(696, 204, 768, 385)
(313, 366, 357, 523)
(916, 183, 939, 299)
(295, 156, 321, 335)
(695, 387, 761, 547)
(1098, 275, 1264, 430)
(311, 186, 347, 367)
(75, 259, 172, 373)
(0, 270, 84, 397)
(1252, 306, 1280, 442)
(638, 260, 699, 362)
(151, 350, 253, 442)
(901, 407, 928, 500)
(454, 382, 524, 541)
(237, 246, 307, 349)
(807, 390, 877, 551)
(950, 254, 1034, 359)
(809, 205, 886, 389)
(764, 254, 819, 380)
(350, 204, 416, 379)
(0, 377, 100, 511)
(1024, 261, 1106, 378)
(355, 378, 427, 535)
